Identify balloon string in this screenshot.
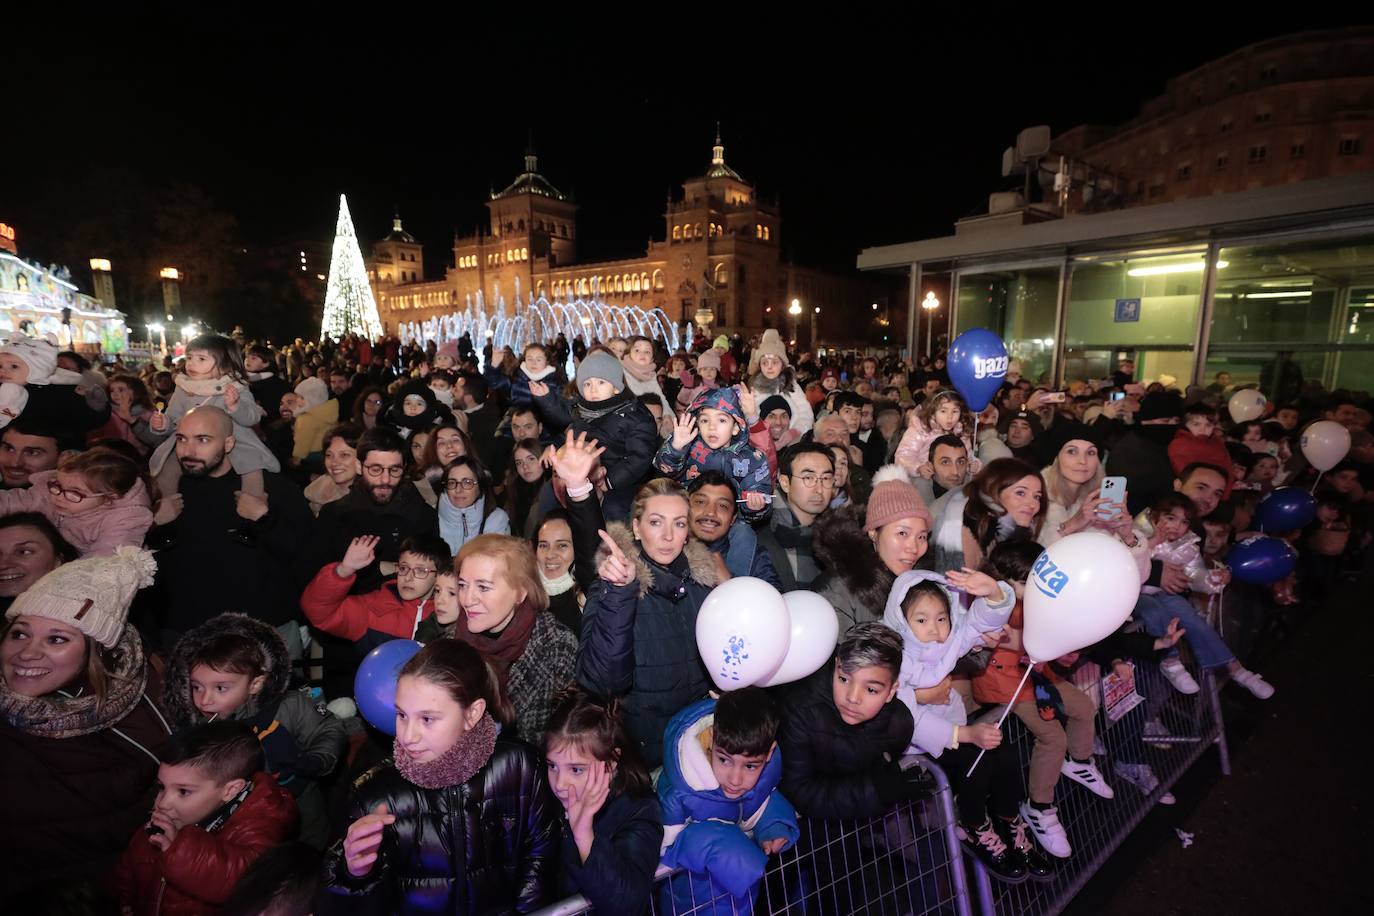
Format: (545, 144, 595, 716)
(1310, 471, 1323, 495)
(965, 665, 1034, 778)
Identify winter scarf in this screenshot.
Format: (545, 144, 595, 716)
(620, 357, 657, 384)
(453, 604, 537, 688)
(394, 712, 499, 790)
(540, 570, 576, 597)
(521, 362, 558, 382)
(0, 625, 148, 739)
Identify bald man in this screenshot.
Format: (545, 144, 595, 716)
(150, 405, 315, 648)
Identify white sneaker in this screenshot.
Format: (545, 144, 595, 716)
(1231, 667, 1275, 699)
(1018, 802, 1072, 858)
(1114, 762, 1177, 806)
(1160, 658, 1200, 695)
(1061, 759, 1115, 799)
(1158, 790, 1176, 806)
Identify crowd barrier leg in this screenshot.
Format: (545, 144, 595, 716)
(1202, 667, 1232, 777)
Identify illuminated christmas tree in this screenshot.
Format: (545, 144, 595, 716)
(320, 194, 384, 341)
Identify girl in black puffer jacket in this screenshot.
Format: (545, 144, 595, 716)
(325, 641, 558, 914)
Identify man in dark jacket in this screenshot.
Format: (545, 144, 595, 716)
(687, 472, 781, 586)
(1103, 391, 1183, 517)
(757, 444, 834, 590)
(245, 344, 292, 419)
(312, 427, 439, 594)
(456, 372, 503, 470)
(145, 407, 314, 651)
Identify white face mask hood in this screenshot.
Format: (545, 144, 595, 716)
(430, 386, 455, 407)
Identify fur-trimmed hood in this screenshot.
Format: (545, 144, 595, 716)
(596, 521, 720, 598)
(748, 365, 798, 397)
(161, 612, 291, 730)
(813, 503, 895, 614)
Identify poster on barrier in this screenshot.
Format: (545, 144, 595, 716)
(1103, 662, 1144, 725)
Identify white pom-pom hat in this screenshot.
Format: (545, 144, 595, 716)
(6, 546, 158, 648)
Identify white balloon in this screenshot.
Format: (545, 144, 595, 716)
(1228, 389, 1267, 423)
(695, 577, 791, 690)
(1300, 420, 1351, 473)
(1022, 532, 1142, 663)
(758, 591, 841, 687)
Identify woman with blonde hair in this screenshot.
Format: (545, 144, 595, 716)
(420, 533, 576, 746)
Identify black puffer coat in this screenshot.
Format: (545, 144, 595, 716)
(777, 665, 915, 821)
(531, 387, 659, 497)
(810, 503, 896, 634)
(324, 738, 558, 914)
(575, 522, 720, 769)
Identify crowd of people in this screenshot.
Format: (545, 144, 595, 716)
(0, 324, 1366, 914)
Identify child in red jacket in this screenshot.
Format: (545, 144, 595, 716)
(1168, 404, 1233, 497)
(300, 534, 450, 653)
(112, 721, 298, 916)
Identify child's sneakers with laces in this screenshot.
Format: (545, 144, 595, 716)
(996, 815, 1056, 882)
(1160, 657, 1200, 694)
(1231, 667, 1275, 699)
(1061, 758, 1114, 799)
(1018, 801, 1072, 858)
(958, 818, 1027, 883)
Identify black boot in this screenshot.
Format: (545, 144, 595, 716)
(960, 818, 1027, 884)
(998, 815, 1056, 883)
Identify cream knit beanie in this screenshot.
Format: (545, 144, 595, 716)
(6, 547, 157, 648)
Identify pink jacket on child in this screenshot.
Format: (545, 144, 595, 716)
(894, 417, 980, 477)
(0, 469, 154, 557)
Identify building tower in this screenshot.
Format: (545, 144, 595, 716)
(371, 210, 424, 286)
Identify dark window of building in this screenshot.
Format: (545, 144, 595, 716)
(1248, 144, 1267, 163)
(1254, 110, 1271, 124)
(1216, 152, 1230, 171)
(1291, 143, 1307, 159)
(1260, 64, 1278, 80)
(1177, 163, 1193, 181)
(1148, 182, 1165, 199)
(1219, 117, 1234, 133)
(1339, 136, 1363, 156)
(738, 265, 747, 285)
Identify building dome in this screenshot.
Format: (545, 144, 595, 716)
(385, 215, 416, 243)
(493, 153, 568, 201)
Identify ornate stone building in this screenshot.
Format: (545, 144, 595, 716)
(368, 133, 899, 348)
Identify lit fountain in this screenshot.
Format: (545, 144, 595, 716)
(395, 278, 693, 374)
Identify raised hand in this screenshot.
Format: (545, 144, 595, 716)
(550, 429, 605, 489)
(528, 379, 550, 398)
(596, 529, 635, 586)
(223, 384, 240, 410)
(946, 567, 1000, 598)
(339, 535, 380, 577)
(671, 413, 698, 451)
(736, 384, 757, 421)
(566, 760, 611, 837)
(343, 803, 396, 878)
(149, 411, 168, 433)
(743, 491, 767, 513)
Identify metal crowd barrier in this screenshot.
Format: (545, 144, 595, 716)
(532, 657, 1228, 916)
(530, 756, 974, 916)
(972, 658, 1229, 916)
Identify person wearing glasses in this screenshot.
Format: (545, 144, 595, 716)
(314, 428, 439, 595)
(0, 445, 153, 557)
(437, 457, 510, 555)
(300, 533, 452, 655)
(755, 443, 836, 591)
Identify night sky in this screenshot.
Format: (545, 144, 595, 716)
(4, 18, 1363, 284)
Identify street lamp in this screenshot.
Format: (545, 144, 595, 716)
(788, 298, 802, 346)
(921, 292, 941, 358)
(148, 322, 167, 354)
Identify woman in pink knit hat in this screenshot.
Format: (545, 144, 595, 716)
(810, 467, 935, 634)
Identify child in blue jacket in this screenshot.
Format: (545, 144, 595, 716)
(653, 386, 773, 522)
(658, 687, 800, 914)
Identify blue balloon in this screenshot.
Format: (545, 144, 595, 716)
(354, 639, 424, 735)
(947, 328, 1009, 411)
(1226, 536, 1297, 585)
(1255, 487, 1317, 533)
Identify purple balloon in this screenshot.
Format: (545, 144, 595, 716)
(1226, 536, 1297, 585)
(354, 639, 424, 735)
(1255, 487, 1317, 533)
(947, 328, 1009, 411)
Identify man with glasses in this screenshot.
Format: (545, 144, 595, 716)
(147, 406, 314, 653)
(301, 533, 451, 653)
(756, 443, 835, 590)
(314, 427, 439, 594)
